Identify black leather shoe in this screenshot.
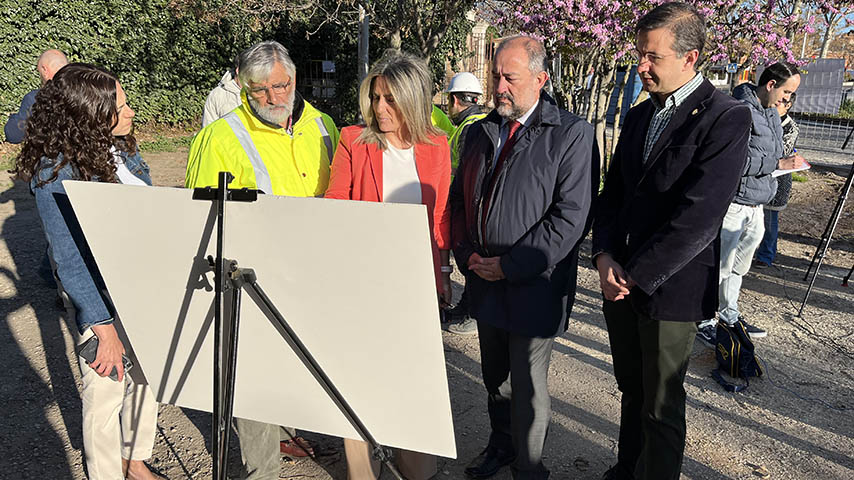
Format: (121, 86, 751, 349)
(464, 446, 515, 479)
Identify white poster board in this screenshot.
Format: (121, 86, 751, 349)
(63, 181, 456, 458)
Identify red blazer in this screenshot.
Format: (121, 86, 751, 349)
(325, 125, 451, 291)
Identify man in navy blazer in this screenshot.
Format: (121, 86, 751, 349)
(592, 3, 751, 479)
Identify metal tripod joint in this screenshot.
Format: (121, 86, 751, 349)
(371, 445, 394, 463)
(228, 262, 257, 289)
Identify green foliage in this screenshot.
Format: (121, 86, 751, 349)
(838, 99, 854, 119)
(792, 172, 808, 183)
(0, 0, 271, 140)
(1, 0, 475, 138)
(428, 14, 475, 92)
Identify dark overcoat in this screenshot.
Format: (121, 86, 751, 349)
(450, 91, 598, 338)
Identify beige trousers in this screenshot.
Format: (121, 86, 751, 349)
(77, 328, 158, 480)
(344, 438, 436, 480)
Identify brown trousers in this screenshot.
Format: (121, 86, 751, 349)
(344, 438, 436, 480)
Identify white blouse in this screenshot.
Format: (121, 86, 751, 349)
(111, 147, 147, 186)
(382, 144, 421, 204)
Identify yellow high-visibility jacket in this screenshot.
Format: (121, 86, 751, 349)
(185, 91, 339, 197)
(448, 111, 487, 173)
(431, 105, 455, 137)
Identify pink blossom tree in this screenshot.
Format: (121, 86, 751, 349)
(491, 0, 836, 165)
(495, 0, 660, 164)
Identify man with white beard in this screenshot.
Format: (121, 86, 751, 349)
(185, 40, 338, 479)
(186, 40, 338, 198)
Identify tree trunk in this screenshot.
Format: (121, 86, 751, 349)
(546, 43, 568, 110)
(586, 72, 598, 124)
(390, 28, 402, 50)
(730, 66, 745, 92)
(610, 69, 627, 158)
(573, 61, 587, 117)
(819, 20, 833, 58)
(819, 11, 843, 59)
(358, 6, 370, 84)
(565, 61, 577, 113)
(593, 58, 616, 170)
(785, 0, 804, 41)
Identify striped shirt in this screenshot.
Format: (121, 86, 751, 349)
(643, 73, 704, 162)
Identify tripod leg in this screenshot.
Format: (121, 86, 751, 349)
(245, 279, 405, 480)
(799, 205, 845, 316)
(212, 173, 231, 480)
(216, 283, 242, 477)
(842, 123, 854, 150)
(804, 190, 845, 280)
(843, 263, 854, 287)
(799, 164, 854, 315)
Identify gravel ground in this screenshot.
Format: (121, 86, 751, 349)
(799, 147, 853, 176)
(0, 150, 852, 480)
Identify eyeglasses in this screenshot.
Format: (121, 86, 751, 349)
(248, 80, 293, 98)
(630, 49, 680, 65)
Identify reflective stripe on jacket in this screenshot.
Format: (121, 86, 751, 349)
(449, 110, 487, 173)
(185, 91, 339, 197)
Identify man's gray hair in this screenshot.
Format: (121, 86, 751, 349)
(495, 36, 547, 75)
(238, 40, 296, 85)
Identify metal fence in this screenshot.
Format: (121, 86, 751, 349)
(790, 113, 854, 152)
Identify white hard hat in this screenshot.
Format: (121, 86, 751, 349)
(446, 72, 483, 95)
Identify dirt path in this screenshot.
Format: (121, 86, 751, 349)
(1, 150, 852, 479)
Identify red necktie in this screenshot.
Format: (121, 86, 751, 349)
(480, 120, 522, 249)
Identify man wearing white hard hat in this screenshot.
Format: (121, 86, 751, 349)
(445, 71, 488, 335)
(446, 72, 488, 173)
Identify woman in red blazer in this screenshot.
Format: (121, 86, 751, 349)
(324, 51, 451, 480)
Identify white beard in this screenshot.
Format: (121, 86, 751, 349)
(248, 91, 295, 125)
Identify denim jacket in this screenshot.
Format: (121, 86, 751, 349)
(32, 151, 152, 334)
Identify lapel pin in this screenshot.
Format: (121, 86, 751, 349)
(691, 108, 699, 116)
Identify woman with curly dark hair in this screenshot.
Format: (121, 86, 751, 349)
(18, 63, 163, 480)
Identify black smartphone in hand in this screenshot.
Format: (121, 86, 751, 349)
(77, 335, 134, 381)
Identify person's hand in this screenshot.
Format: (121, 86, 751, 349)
(439, 272, 453, 308)
(778, 153, 805, 170)
(90, 323, 126, 382)
(467, 252, 483, 269)
(595, 253, 634, 301)
(469, 256, 505, 281)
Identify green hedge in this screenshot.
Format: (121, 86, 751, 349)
(1, 1, 473, 141)
(0, 0, 264, 140)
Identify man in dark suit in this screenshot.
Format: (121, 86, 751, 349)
(450, 36, 596, 479)
(592, 3, 752, 479)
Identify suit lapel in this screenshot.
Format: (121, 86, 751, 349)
(622, 102, 654, 185)
(413, 141, 434, 205)
(367, 141, 383, 201)
(642, 81, 712, 175)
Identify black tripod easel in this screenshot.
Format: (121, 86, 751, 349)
(799, 161, 854, 316)
(194, 172, 404, 480)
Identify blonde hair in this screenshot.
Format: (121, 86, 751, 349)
(357, 51, 442, 149)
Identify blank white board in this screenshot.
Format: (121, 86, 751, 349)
(63, 181, 456, 458)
